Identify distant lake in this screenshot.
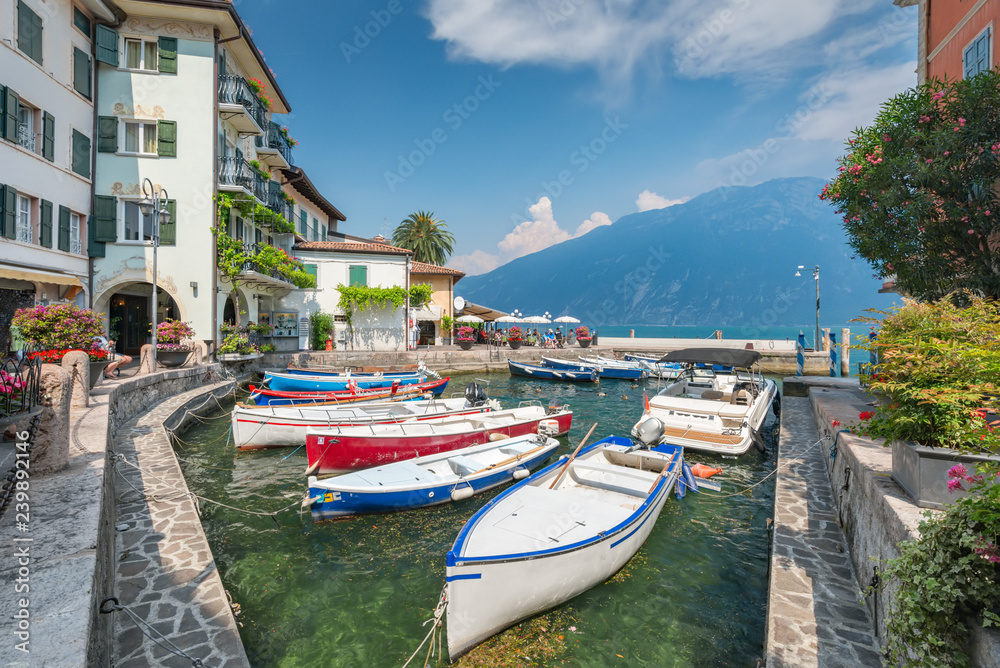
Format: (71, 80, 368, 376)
(593, 324, 866, 349)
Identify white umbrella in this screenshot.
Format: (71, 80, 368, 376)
(455, 314, 484, 323)
(493, 315, 522, 322)
(521, 315, 551, 324)
(553, 316, 580, 323)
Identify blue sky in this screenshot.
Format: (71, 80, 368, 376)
(238, 0, 918, 276)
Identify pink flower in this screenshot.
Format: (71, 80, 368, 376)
(933, 91, 945, 99)
(948, 464, 968, 479)
(968, 229, 976, 234)
(947, 478, 965, 493)
(958, 117, 966, 126)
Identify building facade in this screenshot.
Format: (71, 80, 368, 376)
(410, 260, 464, 345)
(896, 0, 997, 83)
(0, 0, 117, 349)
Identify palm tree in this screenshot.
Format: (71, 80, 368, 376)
(392, 211, 455, 265)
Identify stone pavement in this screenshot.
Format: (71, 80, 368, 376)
(764, 395, 882, 667)
(111, 380, 248, 668)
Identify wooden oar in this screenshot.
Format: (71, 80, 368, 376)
(467, 443, 549, 476)
(548, 422, 598, 490)
(647, 450, 680, 494)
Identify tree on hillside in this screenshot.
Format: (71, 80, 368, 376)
(392, 211, 455, 266)
(820, 70, 1000, 301)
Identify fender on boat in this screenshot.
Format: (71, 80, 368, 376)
(675, 477, 686, 500)
(690, 464, 722, 479)
(682, 462, 699, 493)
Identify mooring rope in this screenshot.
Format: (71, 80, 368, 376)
(100, 598, 209, 667)
(703, 437, 824, 499)
(401, 587, 448, 668)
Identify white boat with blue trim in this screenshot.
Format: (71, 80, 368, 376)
(444, 435, 683, 660)
(305, 433, 560, 520)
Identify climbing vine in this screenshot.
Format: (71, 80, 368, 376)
(334, 283, 434, 349)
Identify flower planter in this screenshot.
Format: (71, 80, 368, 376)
(457, 340, 474, 351)
(89, 361, 109, 388)
(156, 350, 191, 368)
(508, 340, 522, 350)
(891, 440, 1000, 509)
(217, 352, 263, 362)
(577, 338, 592, 348)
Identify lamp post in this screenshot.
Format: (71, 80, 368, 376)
(795, 264, 820, 349)
(139, 179, 171, 367)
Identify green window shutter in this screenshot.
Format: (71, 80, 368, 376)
(4, 87, 19, 143)
(158, 37, 177, 74)
(72, 130, 91, 177)
(349, 265, 367, 287)
(95, 25, 118, 66)
(157, 120, 176, 157)
(98, 116, 117, 152)
(304, 264, 317, 279)
(57, 206, 71, 252)
(219, 48, 226, 75)
(2, 185, 17, 240)
(94, 195, 117, 242)
(312, 217, 319, 241)
(88, 216, 106, 258)
(73, 48, 91, 98)
(39, 199, 52, 247)
(42, 111, 54, 161)
(160, 199, 176, 245)
(299, 209, 307, 235)
(18, 1, 43, 65)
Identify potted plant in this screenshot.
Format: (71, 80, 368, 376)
(13, 303, 109, 385)
(217, 331, 261, 361)
(156, 318, 195, 368)
(854, 295, 1000, 508)
(456, 326, 475, 351)
(440, 314, 454, 346)
(507, 325, 524, 350)
(575, 325, 592, 348)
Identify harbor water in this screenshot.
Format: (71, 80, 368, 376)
(175, 372, 779, 666)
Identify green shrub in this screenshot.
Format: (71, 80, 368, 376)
(310, 311, 335, 350)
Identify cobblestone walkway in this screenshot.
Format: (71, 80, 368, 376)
(111, 381, 248, 667)
(765, 396, 882, 667)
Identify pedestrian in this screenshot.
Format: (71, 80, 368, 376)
(95, 334, 132, 378)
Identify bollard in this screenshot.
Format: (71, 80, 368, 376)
(840, 328, 851, 377)
(34, 364, 72, 475)
(829, 332, 838, 377)
(139, 344, 155, 374)
(796, 331, 805, 376)
(61, 350, 90, 408)
(821, 328, 831, 352)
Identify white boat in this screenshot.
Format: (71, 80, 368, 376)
(231, 395, 498, 450)
(445, 435, 683, 660)
(305, 433, 560, 519)
(630, 348, 779, 457)
(623, 353, 684, 380)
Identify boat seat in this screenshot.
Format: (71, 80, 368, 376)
(701, 390, 725, 400)
(499, 442, 534, 456)
(448, 455, 483, 477)
(649, 395, 723, 417)
(718, 404, 751, 420)
(568, 460, 656, 497)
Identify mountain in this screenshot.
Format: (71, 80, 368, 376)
(456, 177, 897, 328)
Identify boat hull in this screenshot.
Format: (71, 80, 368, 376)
(445, 438, 679, 660)
(508, 360, 597, 382)
(265, 371, 426, 392)
(247, 377, 449, 406)
(541, 356, 646, 381)
(306, 410, 573, 475)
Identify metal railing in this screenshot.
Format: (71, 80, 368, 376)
(15, 220, 31, 244)
(255, 121, 294, 165)
(0, 356, 42, 419)
(237, 243, 292, 284)
(17, 124, 35, 152)
(219, 156, 268, 204)
(70, 238, 83, 255)
(218, 74, 267, 132)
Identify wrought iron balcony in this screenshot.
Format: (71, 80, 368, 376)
(218, 74, 267, 135)
(15, 220, 31, 244)
(70, 238, 82, 255)
(218, 156, 269, 205)
(17, 124, 35, 152)
(236, 242, 294, 290)
(255, 121, 294, 168)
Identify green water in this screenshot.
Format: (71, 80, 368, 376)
(174, 372, 778, 667)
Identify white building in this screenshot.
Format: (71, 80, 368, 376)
(0, 0, 117, 349)
(88, 0, 338, 356)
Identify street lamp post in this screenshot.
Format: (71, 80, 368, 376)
(795, 264, 820, 349)
(139, 179, 171, 367)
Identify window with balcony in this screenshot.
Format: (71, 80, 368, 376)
(124, 38, 158, 71)
(16, 194, 32, 244)
(17, 104, 35, 153)
(122, 120, 157, 155)
(123, 201, 153, 242)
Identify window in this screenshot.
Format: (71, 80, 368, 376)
(69, 213, 81, 254)
(123, 201, 153, 241)
(124, 38, 158, 71)
(73, 47, 92, 98)
(71, 129, 90, 177)
(312, 217, 319, 241)
(17, 1, 43, 65)
(321, 225, 327, 239)
(122, 120, 157, 154)
(17, 104, 34, 152)
(964, 28, 991, 79)
(16, 195, 31, 244)
(304, 264, 317, 280)
(349, 265, 367, 287)
(73, 7, 91, 38)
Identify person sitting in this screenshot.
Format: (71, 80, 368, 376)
(544, 330, 556, 348)
(95, 335, 132, 378)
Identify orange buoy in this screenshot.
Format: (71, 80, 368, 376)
(690, 463, 722, 479)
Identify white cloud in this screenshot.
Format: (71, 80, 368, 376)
(636, 190, 688, 212)
(455, 197, 613, 275)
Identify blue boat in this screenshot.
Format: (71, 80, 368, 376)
(540, 356, 647, 381)
(508, 359, 597, 382)
(305, 433, 560, 519)
(264, 370, 426, 392)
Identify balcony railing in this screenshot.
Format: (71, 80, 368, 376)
(70, 238, 82, 255)
(237, 243, 292, 284)
(17, 124, 35, 152)
(15, 220, 31, 244)
(218, 74, 267, 133)
(255, 121, 294, 166)
(219, 156, 269, 204)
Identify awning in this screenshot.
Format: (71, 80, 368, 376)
(0, 267, 83, 287)
(458, 300, 508, 322)
(411, 304, 442, 321)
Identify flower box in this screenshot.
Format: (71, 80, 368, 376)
(891, 440, 1000, 509)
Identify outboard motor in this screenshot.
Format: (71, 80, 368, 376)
(547, 398, 564, 415)
(464, 382, 488, 407)
(635, 417, 665, 446)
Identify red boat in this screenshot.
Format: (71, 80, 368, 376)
(305, 405, 573, 476)
(248, 377, 450, 406)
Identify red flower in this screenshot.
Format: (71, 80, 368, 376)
(859, 411, 875, 421)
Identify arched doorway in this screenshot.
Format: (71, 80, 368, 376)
(108, 283, 180, 355)
(222, 293, 237, 327)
